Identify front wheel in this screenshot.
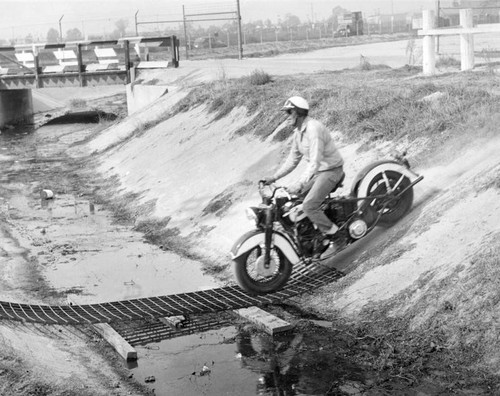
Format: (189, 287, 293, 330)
(365, 170, 414, 226)
(233, 245, 292, 295)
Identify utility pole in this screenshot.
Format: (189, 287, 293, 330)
(236, 0, 243, 60)
(183, 5, 189, 59)
(59, 15, 64, 42)
(135, 10, 139, 36)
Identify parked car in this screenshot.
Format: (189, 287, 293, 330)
(334, 28, 348, 38)
(193, 37, 226, 49)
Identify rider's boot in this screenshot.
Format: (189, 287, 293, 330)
(320, 229, 349, 259)
(313, 236, 330, 259)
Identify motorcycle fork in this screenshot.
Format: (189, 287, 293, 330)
(263, 206, 274, 268)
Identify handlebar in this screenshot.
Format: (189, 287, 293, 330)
(257, 181, 292, 200)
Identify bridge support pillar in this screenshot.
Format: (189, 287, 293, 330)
(126, 83, 169, 115)
(0, 89, 34, 129)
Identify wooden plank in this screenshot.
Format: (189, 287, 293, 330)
(235, 306, 293, 335)
(92, 323, 138, 361)
(67, 297, 137, 361)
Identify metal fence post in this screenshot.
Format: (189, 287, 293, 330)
(236, 0, 243, 60)
(76, 43, 85, 87)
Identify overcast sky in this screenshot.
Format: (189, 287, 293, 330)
(0, 0, 436, 41)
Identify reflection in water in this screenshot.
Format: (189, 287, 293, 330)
(235, 325, 366, 395)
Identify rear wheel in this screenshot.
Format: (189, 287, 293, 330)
(365, 170, 413, 226)
(233, 245, 292, 295)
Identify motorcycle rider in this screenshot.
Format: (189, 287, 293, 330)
(262, 96, 346, 253)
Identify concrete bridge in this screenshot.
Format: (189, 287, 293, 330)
(0, 35, 179, 128)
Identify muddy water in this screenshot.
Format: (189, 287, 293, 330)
(0, 121, 372, 395)
(130, 322, 371, 396)
(0, 123, 216, 304)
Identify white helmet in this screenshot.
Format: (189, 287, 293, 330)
(281, 96, 309, 112)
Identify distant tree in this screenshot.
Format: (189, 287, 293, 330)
(25, 33, 34, 44)
(66, 28, 83, 41)
(114, 18, 129, 38)
(47, 28, 59, 43)
(283, 13, 301, 28)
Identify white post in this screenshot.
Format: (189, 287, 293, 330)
(422, 10, 436, 76)
(460, 9, 474, 71)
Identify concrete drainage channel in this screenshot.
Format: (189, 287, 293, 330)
(0, 121, 366, 395)
(108, 308, 301, 395)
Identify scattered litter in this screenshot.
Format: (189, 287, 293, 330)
(160, 315, 187, 329)
(40, 189, 54, 199)
(199, 365, 211, 376)
(235, 353, 242, 359)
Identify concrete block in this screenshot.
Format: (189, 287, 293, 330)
(235, 306, 293, 335)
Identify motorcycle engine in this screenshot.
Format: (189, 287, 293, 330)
(324, 200, 357, 224)
(347, 205, 378, 239)
(295, 218, 318, 257)
(280, 201, 318, 257)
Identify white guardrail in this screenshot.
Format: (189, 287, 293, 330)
(418, 9, 500, 75)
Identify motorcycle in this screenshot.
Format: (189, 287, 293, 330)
(230, 153, 423, 295)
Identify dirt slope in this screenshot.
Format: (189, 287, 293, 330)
(84, 66, 500, 380)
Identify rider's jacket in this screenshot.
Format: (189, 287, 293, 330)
(273, 117, 344, 186)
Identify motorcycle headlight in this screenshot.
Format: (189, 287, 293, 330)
(245, 206, 266, 226)
(245, 207, 258, 222)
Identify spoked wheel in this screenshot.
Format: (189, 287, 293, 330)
(366, 170, 414, 226)
(233, 245, 292, 295)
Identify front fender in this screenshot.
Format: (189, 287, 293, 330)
(230, 229, 300, 265)
(352, 161, 420, 197)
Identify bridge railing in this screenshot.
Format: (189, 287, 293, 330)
(0, 36, 179, 88)
(418, 9, 500, 75)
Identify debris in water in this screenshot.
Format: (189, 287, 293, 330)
(199, 364, 211, 376)
(40, 189, 54, 199)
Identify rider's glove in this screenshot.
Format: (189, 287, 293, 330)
(260, 176, 276, 185)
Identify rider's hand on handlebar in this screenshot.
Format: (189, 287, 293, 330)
(259, 176, 276, 186)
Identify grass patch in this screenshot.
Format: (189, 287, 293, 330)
(436, 55, 461, 68)
(170, 68, 499, 155)
(69, 98, 87, 108)
(247, 69, 272, 85)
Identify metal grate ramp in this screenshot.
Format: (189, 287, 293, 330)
(0, 264, 343, 325)
(111, 311, 237, 346)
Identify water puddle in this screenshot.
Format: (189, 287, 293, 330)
(128, 320, 370, 396)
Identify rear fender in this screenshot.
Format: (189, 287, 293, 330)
(355, 162, 419, 199)
(230, 229, 300, 265)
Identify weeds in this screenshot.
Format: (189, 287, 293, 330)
(69, 98, 87, 108)
(359, 55, 371, 71)
(247, 69, 272, 85)
(436, 55, 460, 68)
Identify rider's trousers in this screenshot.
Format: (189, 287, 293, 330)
(301, 166, 344, 233)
